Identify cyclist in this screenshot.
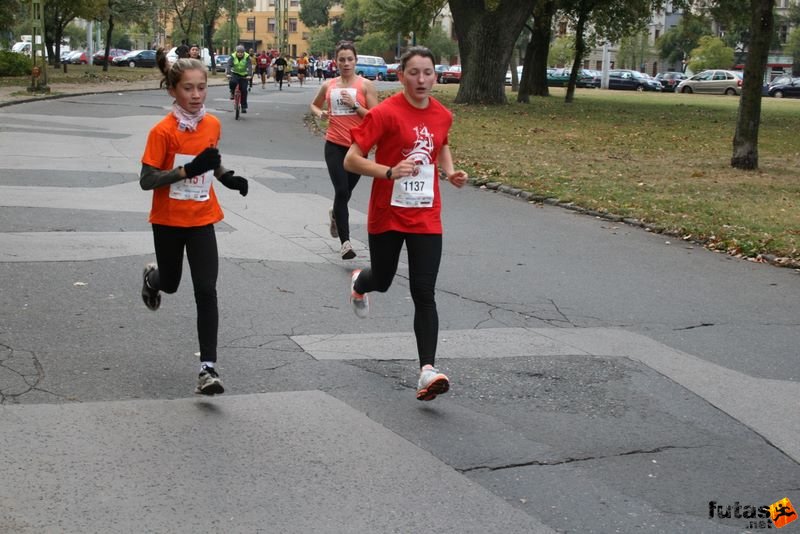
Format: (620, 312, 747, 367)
(226, 45, 252, 113)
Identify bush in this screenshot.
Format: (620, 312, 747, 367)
(0, 50, 33, 76)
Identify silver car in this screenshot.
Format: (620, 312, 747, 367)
(676, 69, 743, 95)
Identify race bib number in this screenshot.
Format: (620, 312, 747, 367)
(170, 153, 212, 202)
(330, 88, 357, 116)
(391, 164, 435, 208)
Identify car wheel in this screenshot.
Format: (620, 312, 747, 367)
(376, 73, 384, 81)
(129, 60, 136, 68)
(773, 90, 784, 98)
(725, 88, 736, 96)
(636, 85, 644, 92)
(681, 86, 693, 94)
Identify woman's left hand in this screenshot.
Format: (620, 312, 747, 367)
(447, 170, 468, 188)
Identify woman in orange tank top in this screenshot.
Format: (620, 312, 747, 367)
(310, 41, 378, 260)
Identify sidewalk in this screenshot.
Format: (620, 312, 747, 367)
(0, 75, 228, 107)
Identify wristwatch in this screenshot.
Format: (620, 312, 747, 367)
(385, 167, 393, 179)
(352, 101, 361, 111)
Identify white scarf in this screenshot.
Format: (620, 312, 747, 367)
(172, 102, 206, 132)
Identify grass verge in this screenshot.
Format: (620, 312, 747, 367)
(431, 85, 800, 267)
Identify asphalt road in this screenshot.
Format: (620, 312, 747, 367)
(1, 80, 798, 533)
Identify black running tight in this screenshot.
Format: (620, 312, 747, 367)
(149, 223, 219, 362)
(324, 141, 361, 243)
(353, 232, 442, 367)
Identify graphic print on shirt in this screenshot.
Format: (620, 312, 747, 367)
(392, 124, 436, 208)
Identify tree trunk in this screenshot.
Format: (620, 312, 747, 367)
(103, 13, 114, 73)
(519, 0, 555, 102)
(449, 0, 533, 104)
(731, 0, 774, 170)
(565, 11, 588, 103)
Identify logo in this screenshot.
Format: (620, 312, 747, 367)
(709, 498, 797, 529)
(771, 498, 798, 529)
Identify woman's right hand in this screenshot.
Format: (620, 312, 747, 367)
(318, 110, 329, 120)
(390, 159, 417, 179)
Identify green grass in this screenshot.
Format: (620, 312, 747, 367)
(0, 63, 165, 87)
(430, 85, 800, 265)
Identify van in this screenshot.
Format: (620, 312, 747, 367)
(355, 55, 387, 80)
(11, 42, 31, 54)
(166, 46, 212, 70)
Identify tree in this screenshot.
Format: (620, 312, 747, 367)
(213, 20, 240, 51)
(549, 35, 575, 67)
(731, 0, 775, 170)
(0, 0, 24, 44)
(449, 0, 535, 104)
(309, 25, 335, 57)
(97, 0, 157, 72)
(299, 0, 333, 28)
(687, 35, 735, 71)
(655, 13, 711, 69)
(617, 30, 652, 70)
(44, 0, 105, 65)
(518, 0, 557, 102)
(418, 25, 458, 63)
(357, 31, 393, 56)
(785, 27, 800, 75)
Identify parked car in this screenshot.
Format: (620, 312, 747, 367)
(766, 76, 800, 98)
(654, 71, 687, 92)
(213, 54, 231, 73)
(676, 69, 743, 95)
(546, 68, 599, 88)
(92, 48, 128, 66)
(505, 65, 524, 85)
(115, 49, 157, 68)
(355, 55, 387, 80)
(607, 69, 663, 91)
(435, 64, 449, 83)
(63, 50, 88, 64)
(385, 63, 399, 81)
(440, 65, 461, 84)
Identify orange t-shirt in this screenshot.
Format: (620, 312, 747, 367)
(141, 113, 224, 227)
(325, 76, 366, 148)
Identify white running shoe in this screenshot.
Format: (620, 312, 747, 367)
(350, 269, 369, 318)
(416, 365, 449, 401)
(341, 240, 356, 260)
(195, 365, 224, 395)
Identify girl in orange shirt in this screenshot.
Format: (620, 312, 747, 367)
(139, 49, 248, 395)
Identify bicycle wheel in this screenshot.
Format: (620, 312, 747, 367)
(234, 91, 241, 120)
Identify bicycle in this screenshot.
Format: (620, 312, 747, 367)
(228, 74, 243, 120)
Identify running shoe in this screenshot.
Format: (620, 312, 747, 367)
(416, 365, 449, 401)
(350, 269, 369, 318)
(141, 263, 161, 311)
(195, 365, 224, 395)
(328, 207, 338, 238)
(341, 240, 356, 260)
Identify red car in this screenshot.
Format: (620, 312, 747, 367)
(440, 65, 461, 84)
(92, 48, 129, 66)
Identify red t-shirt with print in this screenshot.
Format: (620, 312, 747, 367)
(141, 113, 224, 227)
(350, 92, 452, 235)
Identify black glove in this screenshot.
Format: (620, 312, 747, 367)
(218, 171, 248, 197)
(183, 147, 220, 178)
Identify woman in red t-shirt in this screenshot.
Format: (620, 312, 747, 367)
(139, 49, 249, 396)
(310, 41, 378, 260)
(343, 46, 468, 402)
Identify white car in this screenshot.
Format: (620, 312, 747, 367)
(166, 46, 212, 70)
(505, 65, 524, 85)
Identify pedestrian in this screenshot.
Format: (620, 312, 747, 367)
(273, 53, 287, 90)
(256, 50, 270, 88)
(226, 45, 252, 113)
(310, 41, 378, 260)
(297, 52, 309, 86)
(139, 49, 249, 395)
(188, 44, 200, 60)
(343, 46, 468, 401)
(175, 44, 190, 59)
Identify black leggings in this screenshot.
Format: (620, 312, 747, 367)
(149, 224, 219, 362)
(229, 75, 249, 109)
(353, 232, 442, 367)
(324, 141, 361, 243)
